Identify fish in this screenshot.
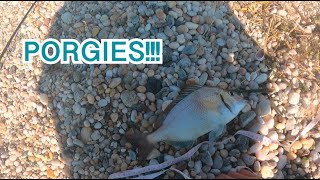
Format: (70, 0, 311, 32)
(125, 80, 247, 163)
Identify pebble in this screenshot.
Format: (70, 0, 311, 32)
(185, 22, 198, 29)
(87, 94, 95, 104)
(277, 154, 287, 170)
(91, 130, 101, 141)
(194, 161, 202, 174)
(182, 45, 197, 55)
(201, 151, 213, 166)
(261, 164, 274, 178)
(121, 90, 139, 107)
(212, 154, 223, 169)
(254, 73, 268, 84)
(288, 92, 300, 105)
(61, 12, 73, 24)
(98, 99, 108, 107)
(39, 93, 49, 105)
(242, 154, 255, 166)
(169, 42, 180, 49)
(256, 99, 271, 116)
(81, 127, 92, 143)
(177, 25, 189, 34)
(109, 78, 122, 88)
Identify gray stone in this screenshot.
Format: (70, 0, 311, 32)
(182, 45, 197, 55)
(121, 90, 139, 107)
(212, 154, 223, 169)
(254, 73, 268, 84)
(80, 127, 92, 143)
(61, 12, 73, 24)
(256, 99, 271, 116)
(194, 160, 202, 174)
(201, 151, 213, 166)
(98, 99, 108, 107)
(91, 130, 101, 141)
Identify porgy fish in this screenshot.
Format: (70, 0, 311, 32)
(126, 81, 247, 163)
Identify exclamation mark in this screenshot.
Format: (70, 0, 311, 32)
(156, 42, 160, 61)
(146, 42, 150, 61)
(151, 42, 155, 61)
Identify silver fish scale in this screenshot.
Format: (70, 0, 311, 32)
(163, 87, 223, 126)
(148, 87, 233, 142)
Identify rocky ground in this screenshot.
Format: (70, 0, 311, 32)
(0, 1, 319, 179)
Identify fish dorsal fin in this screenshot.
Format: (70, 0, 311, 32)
(153, 80, 203, 129)
(163, 80, 202, 114)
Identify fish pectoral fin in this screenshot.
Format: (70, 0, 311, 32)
(165, 140, 197, 149)
(209, 125, 226, 142)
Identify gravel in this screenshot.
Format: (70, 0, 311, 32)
(1, 1, 319, 179)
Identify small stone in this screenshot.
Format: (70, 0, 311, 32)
(73, 103, 81, 114)
(177, 34, 185, 44)
(182, 45, 197, 55)
(216, 38, 226, 46)
(94, 122, 102, 129)
(235, 135, 250, 152)
(121, 90, 139, 107)
(81, 127, 92, 143)
(128, 150, 136, 161)
(287, 105, 299, 114)
(167, 1, 176, 8)
(155, 9, 166, 20)
(147, 149, 161, 160)
(194, 160, 202, 174)
(291, 141, 303, 150)
(212, 154, 223, 169)
(185, 22, 198, 29)
(138, 5, 147, 15)
(254, 73, 268, 84)
(242, 154, 255, 166)
(288, 92, 300, 105)
(254, 161, 261, 172)
(261, 164, 274, 178)
(137, 86, 146, 93)
(92, 26, 100, 37)
(73, 71, 81, 82)
(73, 139, 84, 147)
(39, 93, 49, 105)
(110, 113, 119, 123)
(176, 25, 189, 34)
(256, 99, 271, 117)
(255, 147, 269, 161)
(227, 65, 239, 74)
(201, 151, 213, 166)
(98, 99, 108, 107)
(277, 10, 288, 17)
(169, 42, 180, 49)
(61, 12, 73, 24)
(112, 134, 121, 141)
(87, 94, 95, 104)
(239, 111, 256, 128)
(109, 78, 122, 88)
(277, 154, 287, 170)
(91, 130, 101, 141)
(300, 138, 315, 149)
(287, 151, 297, 160)
(106, 70, 113, 78)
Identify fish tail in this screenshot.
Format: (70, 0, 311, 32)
(125, 129, 155, 164)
